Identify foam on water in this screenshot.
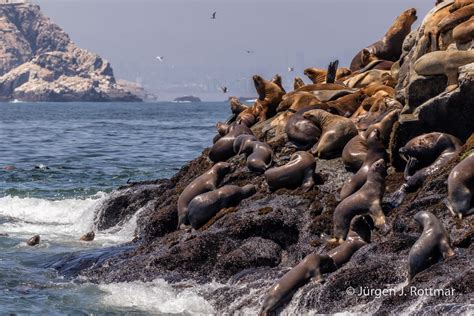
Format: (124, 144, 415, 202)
(99, 279, 217, 314)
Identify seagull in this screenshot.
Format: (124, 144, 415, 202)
(156, 56, 164, 62)
(288, 67, 294, 72)
(211, 12, 216, 19)
(220, 86, 228, 93)
(245, 50, 254, 54)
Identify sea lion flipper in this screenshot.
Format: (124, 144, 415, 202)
(404, 157, 418, 179)
(389, 183, 408, 207)
(301, 168, 315, 192)
(439, 239, 455, 258)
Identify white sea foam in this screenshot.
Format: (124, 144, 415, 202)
(0, 193, 137, 245)
(99, 279, 217, 314)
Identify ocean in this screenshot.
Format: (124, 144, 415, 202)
(0, 101, 227, 314)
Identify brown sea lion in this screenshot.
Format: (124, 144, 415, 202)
(271, 74, 286, 94)
(363, 108, 401, 147)
(304, 65, 351, 84)
(259, 216, 371, 316)
(453, 16, 474, 43)
(350, 8, 418, 71)
(344, 70, 392, 88)
(414, 47, 474, 91)
(233, 134, 273, 173)
(80, 231, 95, 241)
(408, 211, 455, 282)
(27, 235, 40, 246)
(359, 51, 395, 71)
(303, 110, 358, 159)
(446, 153, 474, 218)
(391, 132, 462, 207)
(342, 135, 369, 172)
(293, 77, 305, 90)
(276, 91, 322, 113)
(187, 184, 256, 229)
(289, 83, 348, 96)
(450, 0, 474, 12)
(326, 91, 367, 117)
(333, 159, 388, 243)
(264, 151, 316, 191)
(209, 124, 254, 162)
(252, 75, 285, 122)
(360, 83, 395, 98)
(438, 3, 474, 33)
(285, 106, 322, 149)
(177, 162, 234, 228)
(339, 129, 387, 200)
(311, 90, 356, 103)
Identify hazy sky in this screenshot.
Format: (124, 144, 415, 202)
(35, 0, 434, 101)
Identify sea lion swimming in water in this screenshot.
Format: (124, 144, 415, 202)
(391, 132, 462, 207)
(80, 231, 95, 241)
(187, 184, 256, 229)
(446, 153, 474, 218)
(27, 235, 40, 246)
(407, 211, 454, 282)
(332, 159, 388, 244)
(258, 216, 371, 316)
(177, 162, 234, 228)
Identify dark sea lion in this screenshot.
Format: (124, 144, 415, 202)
(252, 75, 285, 122)
(259, 216, 371, 316)
(342, 135, 369, 172)
(276, 91, 321, 113)
(326, 91, 367, 117)
(453, 16, 474, 43)
(355, 97, 402, 131)
(27, 235, 40, 246)
(391, 132, 462, 207)
(303, 109, 358, 159)
(350, 8, 418, 71)
(264, 151, 316, 191)
(408, 211, 455, 282)
(446, 153, 474, 218)
(233, 134, 273, 173)
(272, 74, 286, 94)
(414, 49, 474, 91)
(285, 106, 322, 149)
(339, 129, 387, 200)
(177, 162, 234, 227)
(80, 231, 95, 241)
(187, 184, 256, 229)
(333, 159, 388, 243)
(363, 108, 401, 147)
(293, 77, 306, 90)
(209, 124, 254, 162)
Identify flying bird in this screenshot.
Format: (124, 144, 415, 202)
(288, 67, 294, 72)
(211, 12, 216, 19)
(220, 86, 228, 93)
(156, 56, 164, 62)
(245, 50, 254, 54)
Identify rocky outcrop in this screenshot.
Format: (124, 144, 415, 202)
(0, 3, 141, 102)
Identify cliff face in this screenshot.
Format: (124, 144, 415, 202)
(0, 3, 141, 102)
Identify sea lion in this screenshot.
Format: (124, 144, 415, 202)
(276, 91, 322, 113)
(446, 153, 474, 218)
(285, 106, 322, 149)
(259, 216, 371, 316)
(272, 74, 286, 94)
(339, 129, 387, 200)
(209, 124, 254, 162)
(177, 162, 234, 227)
(453, 16, 474, 43)
(233, 134, 273, 173)
(187, 184, 256, 229)
(326, 91, 367, 117)
(311, 90, 355, 103)
(344, 70, 392, 89)
(293, 77, 305, 90)
(333, 159, 388, 243)
(414, 50, 474, 91)
(342, 135, 369, 172)
(360, 83, 395, 98)
(27, 235, 40, 246)
(450, 0, 474, 12)
(391, 132, 462, 207)
(80, 231, 95, 241)
(363, 108, 401, 147)
(287, 83, 348, 98)
(252, 75, 285, 122)
(438, 3, 474, 34)
(359, 51, 395, 71)
(226, 97, 257, 128)
(303, 110, 358, 159)
(407, 211, 455, 282)
(304, 66, 353, 84)
(264, 151, 316, 191)
(350, 8, 418, 71)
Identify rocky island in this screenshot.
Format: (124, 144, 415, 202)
(0, 2, 141, 102)
(45, 2, 472, 315)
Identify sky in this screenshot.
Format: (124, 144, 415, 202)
(35, 0, 434, 101)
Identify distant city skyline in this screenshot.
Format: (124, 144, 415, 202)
(36, 0, 433, 101)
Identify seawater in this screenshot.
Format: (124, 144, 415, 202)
(0, 102, 228, 314)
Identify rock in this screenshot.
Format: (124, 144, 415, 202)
(0, 3, 142, 102)
(173, 95, 202, 102)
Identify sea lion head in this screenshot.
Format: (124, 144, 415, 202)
(229, 96, 246, 114)
(304, 68, 326, 84)
(253, 75, 266, 99)
(403, 8, 418, 24)
(213, 162, 235, 176)
(370, 158, 387, 176)
(349, 215, 373, 243)
(361, 49, 379, 65)
(367, 128, 382, 146)
(241, 184, 257, 197)
(414, 211, 430, 227)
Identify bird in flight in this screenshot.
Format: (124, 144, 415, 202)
(220, 86, 228, 93)
(211, 12, 216, 19)
(156, 56, 164, 62)
(288, 67, 294, 72)
(245, 50, 254, 54)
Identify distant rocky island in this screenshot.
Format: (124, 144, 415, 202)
(0, 2, 142, 102)
(173, 95, 201, 102)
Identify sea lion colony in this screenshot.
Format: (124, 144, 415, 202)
(173, 3, 473, 314)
